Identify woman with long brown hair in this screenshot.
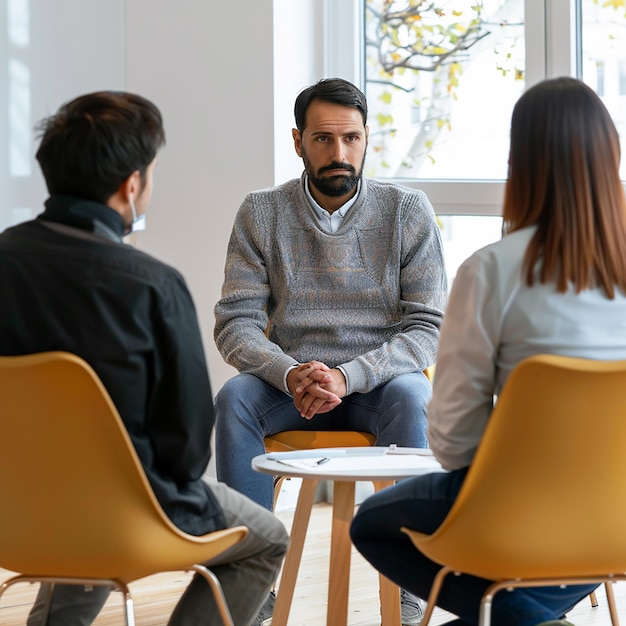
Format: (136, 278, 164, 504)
(351, 76, 626, 625)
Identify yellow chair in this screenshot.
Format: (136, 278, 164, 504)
(0, 351, 248, 626)
(401, 354, 626, 626)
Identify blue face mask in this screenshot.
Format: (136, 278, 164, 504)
(129, 196, 146, 232)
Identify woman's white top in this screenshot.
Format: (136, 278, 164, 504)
(428, 225, 626, 469)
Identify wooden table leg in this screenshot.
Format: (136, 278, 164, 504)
(379, 573, 401, 626)
(272, 478, 320, 626)
(327, 480, 355, 626)
(274, 477, 401, 626)
(373, 480, 401, 626)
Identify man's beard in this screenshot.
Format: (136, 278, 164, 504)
(303, 150, 366, 198)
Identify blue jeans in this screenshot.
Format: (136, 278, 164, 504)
(214, 371, 431, 510)
(350, 469, 598, 626)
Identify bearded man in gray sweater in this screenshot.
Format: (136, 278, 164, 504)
(213, 78, 447, 625)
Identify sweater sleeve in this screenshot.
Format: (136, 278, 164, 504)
(214, 192, 298, 392)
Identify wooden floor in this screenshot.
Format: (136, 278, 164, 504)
(0, 502, 623, 625)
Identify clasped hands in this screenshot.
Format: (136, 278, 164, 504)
(286, 360, 347, 420)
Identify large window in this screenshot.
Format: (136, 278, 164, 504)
(580, 0, 626, 182)
(364, 0, 525, 181)
(325, 0, 626, 281)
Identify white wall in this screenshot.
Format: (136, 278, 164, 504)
(124, 0, 277, 392)
(273, 0, 324, 184)
(127, 0, 331, 392)
(1, 0, 125, 227)
(0, 0, 332, 394)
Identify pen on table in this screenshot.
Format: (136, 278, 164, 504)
(316, 457, 331, 465)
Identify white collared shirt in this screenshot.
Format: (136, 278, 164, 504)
(304, 175, 361, 232)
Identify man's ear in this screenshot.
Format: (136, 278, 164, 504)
(119, 170, 141, 202)
(106, 170, 141, 215)
(292, 128, 303, 158)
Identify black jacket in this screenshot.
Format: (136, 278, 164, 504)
(0, 194, 225, 535)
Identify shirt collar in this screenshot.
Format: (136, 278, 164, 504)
(304, 175, 362, 222)
(38, 195, 126, 242)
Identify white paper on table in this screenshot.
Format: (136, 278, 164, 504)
(274, 454, 441, 472)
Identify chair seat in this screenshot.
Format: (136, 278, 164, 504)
(264, 430, 376, 453)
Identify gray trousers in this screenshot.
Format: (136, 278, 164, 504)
(27, 479, 289, 626)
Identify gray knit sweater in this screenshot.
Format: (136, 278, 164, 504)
(214, 175, 447, 395)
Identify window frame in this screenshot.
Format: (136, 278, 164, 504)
(323, 0, 579, 217)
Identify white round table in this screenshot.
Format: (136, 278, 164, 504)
(252, 446, 443, 626)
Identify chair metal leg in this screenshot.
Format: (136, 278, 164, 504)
(272, 475, 289, 512)
(192, 564, 235, 626)
(419, 566, 456, 626)
(478, 579, 508, 626)
(479, 577, 624, 626)
(120, 586, 136, 626)
(0, 575, 136, 626)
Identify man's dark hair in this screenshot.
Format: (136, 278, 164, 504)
(294, 78, 368, 132)
(35, 91, 166, 204)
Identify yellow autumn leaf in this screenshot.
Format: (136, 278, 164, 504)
(603, 0, 625, 8)
(425, 46, 448, 55)
(376, 113, 394, 126)
(449, 62, 461, 78)
(380, 91, 392, 104)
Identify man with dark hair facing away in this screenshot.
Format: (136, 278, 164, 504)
(0, 90, 289, 626)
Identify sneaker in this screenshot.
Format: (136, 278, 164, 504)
(400, 588, 425, 625)
(253, 590, 275, 626)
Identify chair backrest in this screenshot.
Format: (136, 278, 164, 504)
(0, 351, 246, 581)
(410, 354, 626, 580)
